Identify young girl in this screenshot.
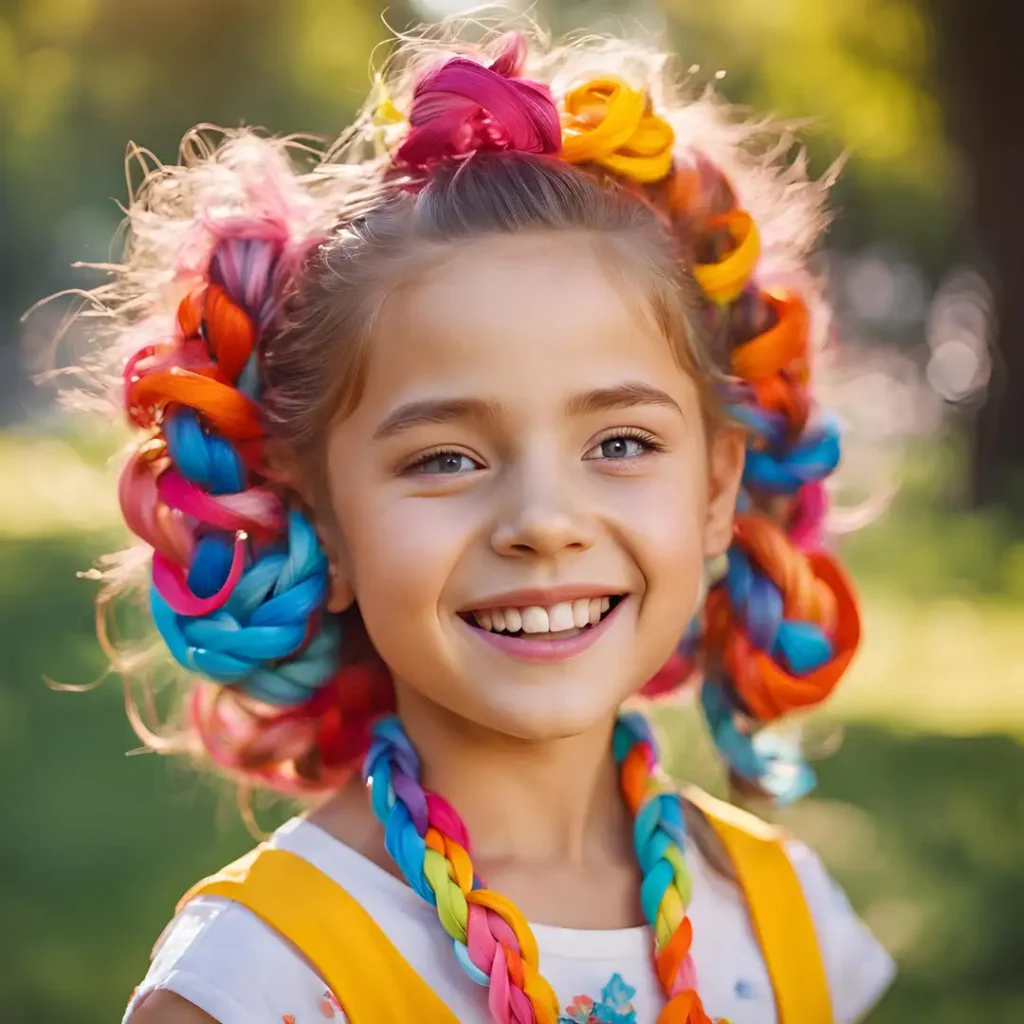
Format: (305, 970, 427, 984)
(69, 21, 893, 1024)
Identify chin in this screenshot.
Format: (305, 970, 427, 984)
(460, 678, 629, 741)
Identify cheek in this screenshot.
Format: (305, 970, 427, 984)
(610, 455, 709, 569)
(607, 455, 709, 642)
(333, 483, 478, 620)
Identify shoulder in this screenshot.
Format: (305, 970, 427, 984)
(123, 895, 337, 1024)
(683, 788, 895, 1023)
(782, 837, 896, 1024)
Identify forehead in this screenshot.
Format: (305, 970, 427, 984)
(359, 233, 694, 415)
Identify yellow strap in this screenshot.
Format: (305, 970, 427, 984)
(684, 787, 833, 1024)
(182, 847, 459, 1024)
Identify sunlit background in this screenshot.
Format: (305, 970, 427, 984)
(2, 0, 1022, 1021)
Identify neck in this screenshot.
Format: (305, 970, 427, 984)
(393, 683, 634, 868)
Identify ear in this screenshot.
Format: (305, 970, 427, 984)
(318, 530, 356, 613)
(703, 426, 745, 558)
(327, 562, 356, 614)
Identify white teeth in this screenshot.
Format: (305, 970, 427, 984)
(548, 602, 575, 632)
(521, 606, 550, 634)
(469, 596, 620, 634)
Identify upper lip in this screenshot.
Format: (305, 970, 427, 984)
(461, 584, 627, 611)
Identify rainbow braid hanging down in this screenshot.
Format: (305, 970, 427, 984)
(673, 171, 860, 801)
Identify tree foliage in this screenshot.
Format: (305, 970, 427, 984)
(0, 0, 412, 417)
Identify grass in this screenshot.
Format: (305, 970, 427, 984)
(1, 431, 1023, 1021)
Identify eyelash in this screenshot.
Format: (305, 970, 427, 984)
(588, 427, 667, 456)
(403, 447, 481, 474)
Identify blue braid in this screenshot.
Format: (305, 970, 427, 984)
(151, 511, 339, 704)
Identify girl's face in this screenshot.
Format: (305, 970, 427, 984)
(323, 234, 743, 739)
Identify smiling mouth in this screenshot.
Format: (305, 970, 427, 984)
(459, 595, 625, 640)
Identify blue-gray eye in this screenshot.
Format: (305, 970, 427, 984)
(593, 437, 648, 460)
(415, 452, 477, 474)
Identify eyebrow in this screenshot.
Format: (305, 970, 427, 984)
(373, 382, 682, 441)
(373, 397, 500, 441)
(566, 382, 683, 418)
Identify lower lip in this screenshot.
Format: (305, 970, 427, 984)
(460, 598, 627, 663)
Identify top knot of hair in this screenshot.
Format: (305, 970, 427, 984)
(395, 32, 562, 173)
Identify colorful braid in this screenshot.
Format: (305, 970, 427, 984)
(123, 230, 337, 696)
(366, 713, 723, 1024)
(117, 209, 363, 786)
(365, 717, 561, 1024)
(615, 712, 718, 1024)
(660, 153, 862, 800)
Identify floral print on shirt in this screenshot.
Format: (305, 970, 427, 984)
(559, 973, 638, 1024)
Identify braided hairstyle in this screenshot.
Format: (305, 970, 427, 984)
(90, 136, 394, 792)
(69, 23, 862, 1023)
(653, 150, 862, 801)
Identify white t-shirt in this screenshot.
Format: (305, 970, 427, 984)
(124, 817, 894, 1024)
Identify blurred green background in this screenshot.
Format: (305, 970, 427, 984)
(2, 0, 1023, 1021)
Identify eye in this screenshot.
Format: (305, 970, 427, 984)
(407, 450, 481, 475)
(583, 431, 662, 461)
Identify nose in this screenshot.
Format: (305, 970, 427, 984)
(490, 456, 597, 559)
